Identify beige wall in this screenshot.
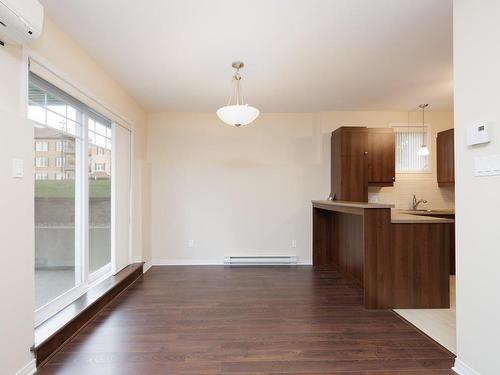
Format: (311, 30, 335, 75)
(0, 16, 149, 374)
(0, 110, 35, 375)
(453, 1, 500, 374)
(147, 110, 454, 265)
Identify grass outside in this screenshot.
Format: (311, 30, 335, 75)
(35, 179, 111, 198)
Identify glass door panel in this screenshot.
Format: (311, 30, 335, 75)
(88, 118, 112, 273)
(34, 126, 79, 309)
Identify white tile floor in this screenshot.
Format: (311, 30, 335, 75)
(394, 276, 456, 354)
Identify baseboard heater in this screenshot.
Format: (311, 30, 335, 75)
(224, 255, 298, 266)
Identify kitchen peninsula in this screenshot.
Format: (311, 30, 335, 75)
(313, 200, 453, 309)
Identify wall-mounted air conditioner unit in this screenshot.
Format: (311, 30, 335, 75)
(0, 0, 43, 45)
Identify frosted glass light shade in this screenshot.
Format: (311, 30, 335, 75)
(418, 145, 430, 156)
(216, 104, 260, 127)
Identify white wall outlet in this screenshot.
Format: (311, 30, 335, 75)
(188, 239, 194, 248)
(368, 193, 379, 203)
(291, 239, 297, 248)
(12, 158, 23, 178)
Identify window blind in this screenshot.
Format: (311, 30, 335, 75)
(394, 127, 430, 172)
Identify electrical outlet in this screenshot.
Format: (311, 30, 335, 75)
(291, 239, 297, 248)
(188, 239, 194, 248)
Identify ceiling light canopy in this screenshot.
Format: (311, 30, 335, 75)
(216, 61, 259, 127)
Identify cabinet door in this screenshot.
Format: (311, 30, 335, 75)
(331, 127, 368, 201)
(367, 129, 395, 185)
(437, 129, 454, 184)
(340, 127, 368, 156)
(341, 155, 368, 202)
(340, 128, 368, 201)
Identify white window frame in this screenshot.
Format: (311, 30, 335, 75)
(94, 162, 106, 171)
(35, 141, 48, 152)
(391, 123, 432, 174)
(35, 156, 49, 167)
(55, 140, 66, 152)
(35, 172, 49, 180)
(55, 156, 65, 167)
(30, 73, 115, 327)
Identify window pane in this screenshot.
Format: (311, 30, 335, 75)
(28, 105, 46, 125)
(95, 121, 108, 136)
(35, 126, 79, 309)
(47, 111, 66, 132)
(89, 128, 112, 273)
(395, 129, 429, 171)
(29, 83, 46, 106)
(46, 93, 66, 117)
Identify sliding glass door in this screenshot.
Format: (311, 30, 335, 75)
(88, 118, 112, 275)
(29, 72, 116, 324)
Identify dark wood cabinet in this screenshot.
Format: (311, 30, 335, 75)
(331, 127, 395, 202)
(437, 128, 454, 185)
(367, 128, 395, 185)
(331, 127, 368, 202)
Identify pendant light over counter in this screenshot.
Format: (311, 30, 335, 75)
(417, 103, 430, 156)
(216, 61, 260, 127)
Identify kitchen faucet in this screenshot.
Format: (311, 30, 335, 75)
(412, 194, 428, 210)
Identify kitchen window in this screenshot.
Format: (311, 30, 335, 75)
(393, 125, 431, 172)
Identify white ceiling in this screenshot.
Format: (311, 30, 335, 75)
(40, 0, 453, 112)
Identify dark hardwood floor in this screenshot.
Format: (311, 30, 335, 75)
(36, 266, 455, 375)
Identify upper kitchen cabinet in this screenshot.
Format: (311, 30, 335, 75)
(331, 126, 395, 202)
(331, 127, 368, 202)
(367, 128, 395, 186)
(437, 128, 454, 185)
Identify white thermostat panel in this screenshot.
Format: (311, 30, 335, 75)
(467, 123, 491, 146)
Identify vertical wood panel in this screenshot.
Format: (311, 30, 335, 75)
(391, 223, 450, 308)
(437, 128, 454, 184)
(363, 209, 392, 309)
(367, 128, 395, 185)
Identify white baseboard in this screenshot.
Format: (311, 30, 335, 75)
(143, 260, 153, 273)
(16, 359, 36, 375)
(152, 259, 313, 266)
(453, 358, 480, 375)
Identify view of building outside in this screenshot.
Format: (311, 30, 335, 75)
(34, 124, 111, 309)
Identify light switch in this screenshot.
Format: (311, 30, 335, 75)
(474, 154, 500, 176)
(12, 158, 24, 178)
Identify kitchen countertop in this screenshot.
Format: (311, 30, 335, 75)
(312, 200, 394, 209)
(391, 209, 455, 224)
(397, 209, 455, 216)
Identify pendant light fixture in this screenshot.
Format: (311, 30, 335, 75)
(216, 61, 260, 127)
(417, 103, 430, 156)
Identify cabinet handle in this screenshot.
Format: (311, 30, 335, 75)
(364, 151, 368, 155)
